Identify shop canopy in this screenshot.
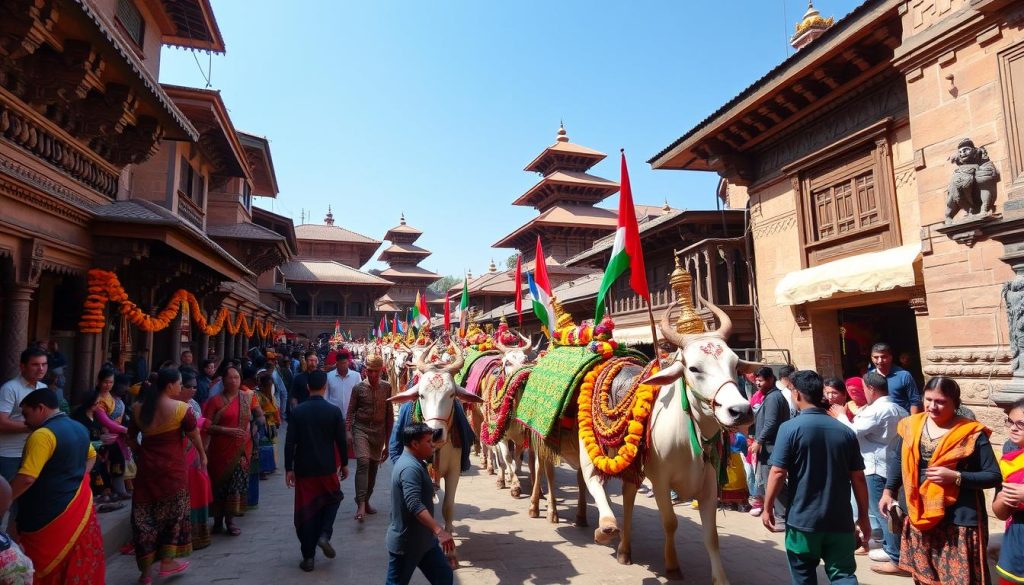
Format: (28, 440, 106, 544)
(774, 243, 922, 306)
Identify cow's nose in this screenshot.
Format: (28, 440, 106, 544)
(728, 404, 751, 419)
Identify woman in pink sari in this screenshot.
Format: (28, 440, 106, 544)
(202, 366, 262, 536)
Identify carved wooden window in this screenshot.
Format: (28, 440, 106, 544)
(787, 121, 900, 268)
(178, 157, 204, 205)
(116, 0, 145, 47)
(1000, 40, 1024, 190)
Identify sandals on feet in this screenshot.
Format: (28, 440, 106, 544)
(354, 513, 364, 522)
(226, 524, 241, 536)
(158, 560, 190, 577)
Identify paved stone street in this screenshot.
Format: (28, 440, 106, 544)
(102, 438, 979, 585)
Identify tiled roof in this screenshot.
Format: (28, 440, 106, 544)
(378, 265, 441, 280)
(513, 170, 619, 207)
(493, 204, 618, 248)
(378, 243, 431, 259)
(648, 0, 881, 166)
(478, 273, 603, 321)
(295, 223, 381, 244)
(565, 209, 745, 266)
(280, 260, 393, 285)
(207, 222, 285, 242)
(91, 200, 253, 276)
(524, 140, 607, 172)
(69, 0, 197, 141)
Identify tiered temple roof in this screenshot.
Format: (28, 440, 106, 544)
(375, 214, 443, 314)
(492, 124, 620, 281)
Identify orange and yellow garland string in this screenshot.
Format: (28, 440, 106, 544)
(578, 360, 660, 476)
(80, 269, 275, 338)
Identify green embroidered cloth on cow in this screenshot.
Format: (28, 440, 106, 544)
(456, 349, 500, 386)
(515, 346, 603, 440)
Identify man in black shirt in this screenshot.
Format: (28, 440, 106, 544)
(285, 370, 348, 572)
(288, 351, 320, 414)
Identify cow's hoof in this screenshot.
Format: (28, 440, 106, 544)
(574, 514, 588, 527)
(528, 506, 539, 519)
(510, 486, 522, 498)
(496, 478, 506, 489)
(594, 519, 619, 545)
(666, 568, 684, 581)
(547, 512, 559, 524)
(616, 551, 632, 565)
(487, 467, 496, 476)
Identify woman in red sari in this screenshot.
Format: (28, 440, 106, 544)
(129, 367, 206, 584)
(203, 365, 263, 536)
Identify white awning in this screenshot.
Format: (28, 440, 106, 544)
(613, 325, 655, 345)
(774, 243, 922, 306)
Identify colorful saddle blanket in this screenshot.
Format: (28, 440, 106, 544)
(462, 355, 501, 397)
(516, 346, 603, 441)
(455, 349, 500, 387)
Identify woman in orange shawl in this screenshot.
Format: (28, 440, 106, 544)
(878, 377, 1001, 584)
(202, 365, 262, 536)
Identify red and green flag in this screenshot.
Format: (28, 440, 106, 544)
(595, 150, 649, 323)
(412, 290, 429, 329)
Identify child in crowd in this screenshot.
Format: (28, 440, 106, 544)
(721, 431, 750, 511)
(995, 398, 1024, 585)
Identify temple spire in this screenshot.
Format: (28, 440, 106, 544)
(791, 1, 834, 51)
(324, 205, 334, 225)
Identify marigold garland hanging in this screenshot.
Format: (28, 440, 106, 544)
(578, 359, 660, 477)
(80, 269, 276, 337)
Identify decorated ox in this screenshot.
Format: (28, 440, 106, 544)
(617, 302, 755, 583)
(486, 332, 536, 496)
(388, 341, 482, 538)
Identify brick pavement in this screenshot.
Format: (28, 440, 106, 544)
(103, 444, 998, 584)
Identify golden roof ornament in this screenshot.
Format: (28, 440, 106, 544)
(556, 122, 569, 143)
(793, 1, 833, 36)
(499, 314, 509, 326)
(670, 255, 706, 335)
(551, 295, 576, 331)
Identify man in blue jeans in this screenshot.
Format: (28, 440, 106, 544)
(386, 423, 454, 585)
(835, 372, 908, 577)
(764, 370, 871, 584)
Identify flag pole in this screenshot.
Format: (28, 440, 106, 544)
(644, 294, 659, 359)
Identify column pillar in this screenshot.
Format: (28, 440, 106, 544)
(215, 331, 225, 362)
(199, 334, 210, 363)
(72, 332, 98, 404)
(725, 250, 737, 305)
(2, 284, 37, 380)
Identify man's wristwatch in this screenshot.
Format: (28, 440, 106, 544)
(955, 471, 962, 486)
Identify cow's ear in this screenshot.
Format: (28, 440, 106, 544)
(455, 386, 483, 404)
(387, 388, 419, 403)
(642, 361, 686, 386)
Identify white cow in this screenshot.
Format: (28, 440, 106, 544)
(488, 333, 536, 497)
(388, 340, 482, 538)
(532, 301, 755, 583)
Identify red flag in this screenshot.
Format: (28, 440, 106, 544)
(378, 315, 385, 336)
(392, 313, 398, 335)
(444, 294, 451, 331)
(514, 254, 523, 327)
(534, 236, 552, 295)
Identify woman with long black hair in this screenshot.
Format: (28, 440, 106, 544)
(129, 367, 206, 584)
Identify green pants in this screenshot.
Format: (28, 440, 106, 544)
(784, 528, 858, 585)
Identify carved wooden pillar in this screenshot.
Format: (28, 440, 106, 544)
(703, 248, 715, 304)
(199, 334, 210, 362)
(2, 284, 37, 379)
(72, 331, 98, 405)
(215, 331, 225, 361)
(725, 251, 737, 305)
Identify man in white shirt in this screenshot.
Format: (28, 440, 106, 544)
(776, 365, 798, 419)
(0, 347, 48, 530)
(326, 350, 361, 419)
(831, 371, 907, 576)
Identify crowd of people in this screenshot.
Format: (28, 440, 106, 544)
(0, 339, 419, 584)
(715, 342, 1024, 585)
(0, 336, 1022, 585)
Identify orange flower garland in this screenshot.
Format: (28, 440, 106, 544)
(80, 269, 275, 337)
(578, 360, 660, 476)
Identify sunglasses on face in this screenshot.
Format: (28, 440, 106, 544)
(1006, 418, 1024, 432)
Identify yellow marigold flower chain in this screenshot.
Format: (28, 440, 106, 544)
(578, 359, 660, 476)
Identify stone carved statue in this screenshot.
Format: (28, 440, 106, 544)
(1003, 275, 1024, 374)
(945, 138, 999, 224)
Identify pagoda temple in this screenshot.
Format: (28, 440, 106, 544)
(492, 125, 620, 287)
(374, 214, 444, 316)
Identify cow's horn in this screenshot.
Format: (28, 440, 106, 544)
(414, 340, 434, 373)
(699, 294, 733, 340)
(445, 340, 465, 374)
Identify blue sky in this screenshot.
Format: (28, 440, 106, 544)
(158, 0, 864, 277)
